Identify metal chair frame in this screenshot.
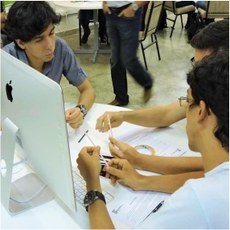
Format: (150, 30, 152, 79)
(139, 1, 165, 70)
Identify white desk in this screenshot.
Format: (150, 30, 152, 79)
(1, 103, 198, 229)
(53, 1, 109, 63)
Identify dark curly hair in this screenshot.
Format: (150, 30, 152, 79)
(6, 1, 61, 42)
(187, 50, 229, 151)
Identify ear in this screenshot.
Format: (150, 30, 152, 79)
(197, 100, 209, 122)
(15, 39, 25, 50)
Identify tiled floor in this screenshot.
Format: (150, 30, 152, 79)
(59, 14, 194, 111)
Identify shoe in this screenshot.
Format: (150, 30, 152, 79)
(81, 30, 91, 44)
(109, 99, 128, 107)
(100, 36, 107, 44)
(143, 88, 152, 103)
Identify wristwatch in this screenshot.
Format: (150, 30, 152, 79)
(75, 104, 87, 118)
(84, 190, 106, 212)
(131, 3, 139, 11)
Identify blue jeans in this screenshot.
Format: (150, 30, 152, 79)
(106, 9, 153, 104)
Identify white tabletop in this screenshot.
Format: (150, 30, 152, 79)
(53, 1, 103, 10)
(1, 103, 198, 229)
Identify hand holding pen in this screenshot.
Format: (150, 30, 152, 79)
(77, 146, 103, 184)
(96, 112, 124, 132)
(78, 129, 108, 166)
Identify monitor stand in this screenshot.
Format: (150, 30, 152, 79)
(1, 118, 54, 215)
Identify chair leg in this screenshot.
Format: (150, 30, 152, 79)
(180, 15, 184, 28)
(140, 42, 148, 70)
(79, 19, 82, 46)
(170, 15, 178, 38)
(154, 34, 161, 61)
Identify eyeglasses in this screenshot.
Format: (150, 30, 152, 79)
(190, 57, 195, 67)
(178, 96, 194, 107)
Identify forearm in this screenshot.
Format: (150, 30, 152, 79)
(77, 85, 95, 111)
(89, 200, 115, 229)
(86, 179, 115, 229)
(137, 171, 204, 193)
(121, 102, 185, 128)
(134, 155, 204, 174)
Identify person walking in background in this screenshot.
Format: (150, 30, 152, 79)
(103, 1, 154, 106)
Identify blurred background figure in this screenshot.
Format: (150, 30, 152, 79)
(79, 9, 107, 44)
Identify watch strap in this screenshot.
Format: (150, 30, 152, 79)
(75, 104, 87, 118)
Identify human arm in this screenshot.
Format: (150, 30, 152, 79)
(102, 1, 111, 14)
(118, 1, 149, 17)
(109, 137, 204, 174)
(76, 146, 115, 229)
(106, 158, 204, 193)
(102, 1, 148, 17)
(96, 101, 186, 132)
(66, 79, 95, 128)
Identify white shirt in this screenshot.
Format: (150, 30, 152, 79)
(138, 162, 229, 229)
(107, 1, 134, 8)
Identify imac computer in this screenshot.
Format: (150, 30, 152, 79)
(1, 50, 77, 214)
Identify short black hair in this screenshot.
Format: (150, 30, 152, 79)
(187, 51, 229, 151)
(190, 20, 229, 52)
(6, 1, 61, 42)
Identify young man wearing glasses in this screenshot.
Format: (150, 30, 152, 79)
(94, 19, 229, 193)
(77, 50, 229, 229)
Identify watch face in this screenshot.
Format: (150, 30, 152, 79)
(132, 3, 138, 11)
(84, 191, 96, 206)
(76, 104, 87, 118)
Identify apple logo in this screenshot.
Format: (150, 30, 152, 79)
(5, 80, 13, 102)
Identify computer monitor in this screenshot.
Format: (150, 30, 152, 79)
(1, 50, 76, 213)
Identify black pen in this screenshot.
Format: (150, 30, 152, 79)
(143, 200, 164, 222)
(78, 130, 89, 143)
(152, 200, 164, 213)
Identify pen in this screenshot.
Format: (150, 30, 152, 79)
(85, 132, 95, 146)
(85, 132, 108, 165)
(78, 130, 89, 143)
(152, 200, 164, 213)
(143, 200, 164, 221)
(107, 114, 113, 137)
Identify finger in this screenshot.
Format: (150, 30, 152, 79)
(109, 137, 123, 149)
(96, 114, 109, 132)
(108, 158, 125, 166)
(95, 115, 104, 131)
(105, 165, 122, 179)
(109, 142, 123, 158)
(110, 175, 118, 185)
(92, 146, 101, 156)
(118, 11, 124, 17)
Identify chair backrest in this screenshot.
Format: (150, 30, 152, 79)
(198, 1, 229, 19)
(164, 1, 174, 12)
(140, 1, 165, 41)
(206, 1, 229, 18)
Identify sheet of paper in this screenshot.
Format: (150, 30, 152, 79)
(114, 125, 187, 157)
(107, 184, 169, 229)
